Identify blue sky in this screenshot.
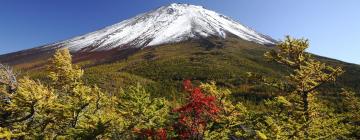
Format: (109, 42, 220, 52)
(0, 0, 359, 64)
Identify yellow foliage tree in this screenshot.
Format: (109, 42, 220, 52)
(1, 48, 170, 139)
(258, 36, 349, 139)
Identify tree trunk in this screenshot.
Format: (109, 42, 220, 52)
(302, 92, 310, 139)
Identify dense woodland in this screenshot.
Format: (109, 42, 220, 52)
(1, 37, 359, 139)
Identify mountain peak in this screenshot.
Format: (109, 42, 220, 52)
(41, 3, 276, 52)
(168, 3, 194, 8)
(163, 3, 207, 14)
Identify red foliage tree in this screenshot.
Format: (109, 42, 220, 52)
(174, 80, 220, 139)
(139, 128, 167, 140)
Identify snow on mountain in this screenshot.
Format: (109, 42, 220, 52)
(42, 3, 276, 52)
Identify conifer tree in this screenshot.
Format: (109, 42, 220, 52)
(0, 64, 28, 139)
(200, 82, 249, 139)
(1, 48, 172, 139)
(340, 88, 360, 138)
(117, 84, 170, 139)
(45, 49, 119, 139)
(0, 49, 120, 139)
(0, 65, 59, 139)
(48, 48, 83, 90)
(259, 36, 349, 139)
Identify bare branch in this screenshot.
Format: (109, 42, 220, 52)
(0, 63, 18, 93)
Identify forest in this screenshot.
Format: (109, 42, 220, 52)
(1, 37, 359, 139)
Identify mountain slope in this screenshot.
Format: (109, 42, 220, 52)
(0, 3, 277, 67)
(0, 3, 359, 94)
(40, 3, 276, 53)
(23, 37, 360, 98)
(68, 38, 358, 101)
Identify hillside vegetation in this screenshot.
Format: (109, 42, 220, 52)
(79, 37, 360, 111)
(1, 36, 359, 139)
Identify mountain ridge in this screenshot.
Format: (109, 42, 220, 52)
(0, 3, 278, 66)
(34, 3, 277, 52)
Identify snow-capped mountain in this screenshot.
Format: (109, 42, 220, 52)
(41, 3, 276, 52)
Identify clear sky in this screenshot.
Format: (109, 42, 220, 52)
(0, 0, 359, 64)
